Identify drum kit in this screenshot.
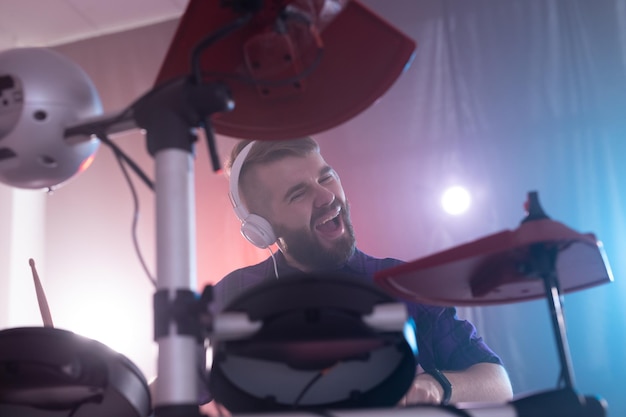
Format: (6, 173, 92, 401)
(0, 191, 612, 416)
(0, 0, 615, 416)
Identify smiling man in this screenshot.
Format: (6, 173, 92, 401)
(241, 140, 354, 271)
(204, 138, 512, 415)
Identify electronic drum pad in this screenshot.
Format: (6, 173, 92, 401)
(209, 274, 418, 412)
(0, 327, 151, 417)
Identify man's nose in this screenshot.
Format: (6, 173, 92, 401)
(313, 184, 335, 208)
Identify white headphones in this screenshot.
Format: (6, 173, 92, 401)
(228, 141, 277, 249)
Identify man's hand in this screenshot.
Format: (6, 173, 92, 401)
(399, 373, 444, 405)
(199, 400, 231, 417)
(151, 377, 232, 417)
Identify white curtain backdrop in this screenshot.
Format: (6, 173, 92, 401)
(1, 0, 625, 415)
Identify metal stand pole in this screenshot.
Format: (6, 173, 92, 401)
(528, 243, 575, 390)
(132, 77, 233, 417)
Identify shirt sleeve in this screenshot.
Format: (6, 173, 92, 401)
(407, 302, 503, 371)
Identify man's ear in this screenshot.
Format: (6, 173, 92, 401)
(276, 237, 287, 252)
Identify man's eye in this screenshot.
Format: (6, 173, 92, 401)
(320, 175, 334, 184)
(289, 192, 305, 202)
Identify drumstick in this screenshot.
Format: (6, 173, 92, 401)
(29, 258, 54, 328)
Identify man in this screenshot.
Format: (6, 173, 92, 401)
(202, 137, 512, 415)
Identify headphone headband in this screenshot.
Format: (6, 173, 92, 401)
(229, 141, 256, 221)
(228, 141, 277, 248)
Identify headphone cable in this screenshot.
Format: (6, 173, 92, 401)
(268, 246, 279, 279)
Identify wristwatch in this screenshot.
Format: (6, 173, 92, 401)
(427, 369, 452, 405)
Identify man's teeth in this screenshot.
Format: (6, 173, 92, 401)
(322, 215, 335, 224)
(318, 209, 340, 226)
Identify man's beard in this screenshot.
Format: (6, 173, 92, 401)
(275, 202, 356, 271)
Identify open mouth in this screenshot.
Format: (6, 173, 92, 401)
(314, 207, 344, 238)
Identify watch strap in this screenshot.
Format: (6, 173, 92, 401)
(427, 368, 452, 404)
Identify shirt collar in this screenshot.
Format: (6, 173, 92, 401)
(274, 247, 367, 278)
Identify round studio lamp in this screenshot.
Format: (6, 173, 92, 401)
(209, 274, 417, 412)
(0, 47, 102, 190)
(0, 327, 151, 417)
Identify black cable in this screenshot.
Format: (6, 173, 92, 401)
(190, 12, 253, 174)
(188, 7, 322, 175)
(199, 10, 323, 88)
(293, 370, 327, 408)
(98, 134, 154, 191)
(190, 12, 254, 85)
(106, 135, 157, 288)
(190, 6, 323, 89)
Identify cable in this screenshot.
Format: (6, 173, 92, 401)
(114, 151, 156, 287)
(99, 135, 157, 288)
(193, 6, 323, 89)
(98, 134, 154, 191)
(185, 11, 255, 174)
(191, 13, 254, 85)
(189, 12, 250, 175)
(293, 370, 327, 408)
(268, 246, 280, 279)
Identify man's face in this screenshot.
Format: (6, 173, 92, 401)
(245, 151, 355, 271)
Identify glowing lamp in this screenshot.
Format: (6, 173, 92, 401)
(441, 185, 471, 215)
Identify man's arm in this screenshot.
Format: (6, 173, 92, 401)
(402, 362, 513, 405)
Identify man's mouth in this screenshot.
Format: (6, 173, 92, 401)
(314, 206, 344, 238)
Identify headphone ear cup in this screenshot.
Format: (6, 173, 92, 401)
(241, 214, 277, 249)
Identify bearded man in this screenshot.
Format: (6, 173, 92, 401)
(203, 137, 512, 416)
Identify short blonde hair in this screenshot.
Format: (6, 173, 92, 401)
(227, 137, 320, 172)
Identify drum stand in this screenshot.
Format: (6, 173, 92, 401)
(521, 192, 577, 391)
(126, 77, 233, 417)
(373, 191, 611, 417)
(509, 192, 602, 416)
